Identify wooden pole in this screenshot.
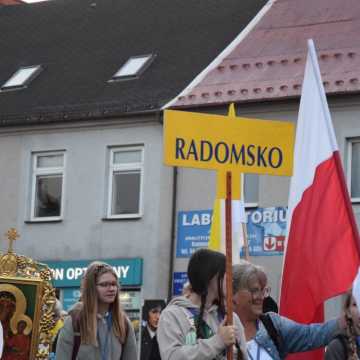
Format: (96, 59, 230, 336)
(225, 171, 233, 360)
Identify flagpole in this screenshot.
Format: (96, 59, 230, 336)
(225, 171, 233, 360)
(241, 222, 250, 260)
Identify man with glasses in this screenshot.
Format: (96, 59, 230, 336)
(232, 261, 344, 360)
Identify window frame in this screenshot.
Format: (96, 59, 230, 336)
(109, 54, 155, 82)
(1, 65, 42, 92)
(347, 137, 360, 203)
(106, 146, 144, 219)
(30, 151, 66, 222)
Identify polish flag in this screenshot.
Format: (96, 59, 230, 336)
(280, 40, 360, 360)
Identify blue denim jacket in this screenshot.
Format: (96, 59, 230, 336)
(254, 313, 339, 360)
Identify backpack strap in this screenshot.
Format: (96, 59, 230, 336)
(71, 311, 81, 360)
(259, 313, 283, 354)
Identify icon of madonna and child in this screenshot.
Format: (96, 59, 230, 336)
(0, 283, 36, 360)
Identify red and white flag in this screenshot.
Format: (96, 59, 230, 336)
(280, 39, 360, 360)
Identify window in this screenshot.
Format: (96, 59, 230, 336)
(107, 146, 144, 218)
(347, 138, 360, 202)
(243, 173, 259, 207)
(110, 55, 154, 81)
(1, 65, 42, 91)
(30, 152, 65, 221)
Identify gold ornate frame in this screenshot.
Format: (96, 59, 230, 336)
(0, 228, 56, 359)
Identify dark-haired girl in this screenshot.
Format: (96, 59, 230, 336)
(157, 248, 247, 360)
(325, 291, 360, 360)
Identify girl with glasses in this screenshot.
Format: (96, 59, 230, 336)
(56, 261, 137, 360)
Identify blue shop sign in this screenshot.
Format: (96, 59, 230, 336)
(173, 272, 188, 296)
(176, 210, 212, 258)
(241, 207, 287, 256)
(62, 288, 81, 311)
(44, 258, 143, 288)
(176, 207, 287, 258)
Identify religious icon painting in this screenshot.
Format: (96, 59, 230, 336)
(0, 228, 56, 360)
(0, 277, 43, 360)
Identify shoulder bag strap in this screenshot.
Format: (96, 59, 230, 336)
(259, 313, 283, 353)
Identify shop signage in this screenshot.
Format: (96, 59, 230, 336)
(176, 207, 288, 257)
(176, 210, 212, 257)
(62, 288, 81, 311)
(173, 272, 188, 295)
(241, 207, 288, 256)
(44, 258, 143, 287)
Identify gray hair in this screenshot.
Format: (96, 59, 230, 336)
(232, 260, 267, 294)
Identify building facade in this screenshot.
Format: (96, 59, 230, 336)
(168, 0, 360, 317)
(0, 0, 268, 328)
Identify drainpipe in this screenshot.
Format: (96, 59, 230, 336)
(167, 166, 178, 301)
(157, 109, 178, 302)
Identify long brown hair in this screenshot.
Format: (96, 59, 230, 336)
(344, 290, 359, 360)
(79, 261, 127, 345)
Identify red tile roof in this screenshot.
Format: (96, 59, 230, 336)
(170, 0, 360, 107)
(0, 0, 23, 4)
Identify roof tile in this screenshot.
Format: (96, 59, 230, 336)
(172, 0, 360, 107)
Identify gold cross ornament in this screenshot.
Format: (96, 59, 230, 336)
(5, 228, 19, 253)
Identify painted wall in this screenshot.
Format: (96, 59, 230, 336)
(0, 118, 173, 300)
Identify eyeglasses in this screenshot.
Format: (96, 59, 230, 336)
(96, 281, 119, 289)
(247, 286, 271, 298)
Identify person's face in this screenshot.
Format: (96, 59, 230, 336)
(0, 300, 15, 321)
(346, 297, 360, 334)
(96, 272, 118, 305)
(148, 308, 161, 330)
(233, 278, 267, 322)
(17, 321, 26, 334)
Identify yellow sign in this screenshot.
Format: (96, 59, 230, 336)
(163, 110, 295, 176)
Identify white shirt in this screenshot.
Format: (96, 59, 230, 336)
(147, 325, 156, 339)
(247, 339, 272, 360)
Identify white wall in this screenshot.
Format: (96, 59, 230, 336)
(0, 118, 173, 299)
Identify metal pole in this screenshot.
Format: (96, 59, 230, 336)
(242, 222, 250, 260)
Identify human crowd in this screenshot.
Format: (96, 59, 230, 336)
(49, 249, 360, 360)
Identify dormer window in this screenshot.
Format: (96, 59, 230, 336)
(1, 65, 42, 91)
(110, 55, 155, 81)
